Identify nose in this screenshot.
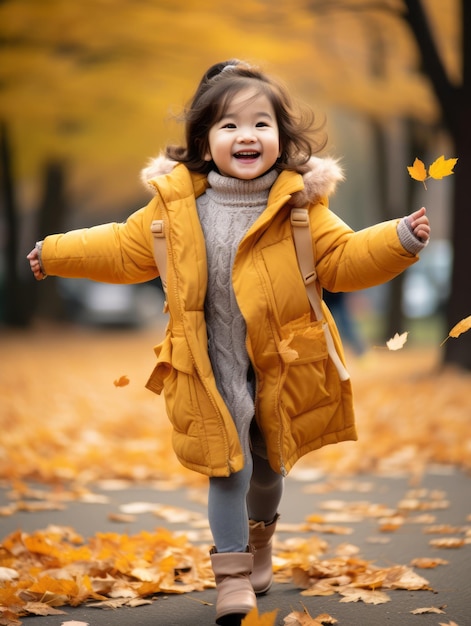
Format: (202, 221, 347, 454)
(237, 128, 256, 143)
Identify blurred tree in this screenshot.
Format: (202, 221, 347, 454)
(402, 0, 470, 370)
(0, 0, 467, 370)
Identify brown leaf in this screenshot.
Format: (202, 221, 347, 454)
(429, 537, 466, 549)
(339, 587, 391, 604)
(113, 375, 130, 387)
(411, 606, 446, 615)
(23, 602, 67, 616)
(410, 557, 449, 569)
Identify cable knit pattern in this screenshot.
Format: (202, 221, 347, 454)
(196, 169, 278, 457)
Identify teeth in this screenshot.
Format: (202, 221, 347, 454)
(235, 152, 258, 157)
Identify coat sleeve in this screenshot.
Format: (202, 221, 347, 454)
(311, 201, 419, 292)
(41, 196, 161, 284)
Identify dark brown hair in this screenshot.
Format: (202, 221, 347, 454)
(166, 59, 327, 174)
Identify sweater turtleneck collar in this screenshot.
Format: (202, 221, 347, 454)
(206, 169, 278, 208)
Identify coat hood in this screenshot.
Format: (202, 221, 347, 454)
(140, 154, 344, 207)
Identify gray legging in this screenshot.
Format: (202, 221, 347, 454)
(208, 428, 284, 553)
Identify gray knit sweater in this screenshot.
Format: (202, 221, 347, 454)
(196, 169, 278, 457)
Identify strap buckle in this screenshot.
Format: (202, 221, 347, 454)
(151, 220, 165, 237)
(290, 208, 309, 227)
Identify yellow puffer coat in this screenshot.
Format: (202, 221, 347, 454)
(41, 158, 420, 478)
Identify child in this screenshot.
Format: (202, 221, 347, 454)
(28, 59, 430, 625)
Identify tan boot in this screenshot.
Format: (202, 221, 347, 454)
(210, 548, 256, 625)
(248, 514, 279, 595)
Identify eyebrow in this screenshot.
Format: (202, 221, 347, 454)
(220, 110, 274, 121)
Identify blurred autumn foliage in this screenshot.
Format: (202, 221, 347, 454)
(0, 0, 470, 365)
(1, 324, 470, 488)
(1, 324, 470, 623)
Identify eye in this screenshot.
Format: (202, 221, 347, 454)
(255, 121, 269, 128)
(222, 122, 236, 129)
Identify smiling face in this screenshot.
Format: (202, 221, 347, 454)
(204, 87, 281, 180)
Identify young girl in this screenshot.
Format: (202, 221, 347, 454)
(28, 59, 430, 625)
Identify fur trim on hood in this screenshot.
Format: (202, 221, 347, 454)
(140, 154, 344, 206)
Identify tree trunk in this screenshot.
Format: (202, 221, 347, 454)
(34, 159, 69, 321)
(444, 111, 471, 369)
(0, 121, 33, 326)
(404, 0, 471, 370)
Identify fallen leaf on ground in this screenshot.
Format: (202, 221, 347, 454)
(411, 606, 446, 614)
(429, 538, 466, 549)
(241, 607, 278, 625)
(339, 587, 391, 604)
(410, 557, 449, 568)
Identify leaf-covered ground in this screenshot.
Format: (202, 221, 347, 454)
(1, 323, 470, 625)
(1, 322, 470, 488)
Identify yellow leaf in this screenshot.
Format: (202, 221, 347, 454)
(113, 375, 130, 387)
(278, 334, 299, 363)
(386, 331, 408, 351)
(407, 158, 427, 182)
(242, 607, 278, 625)
(440, 315, 471, 345)
(428, 155, 458, 180)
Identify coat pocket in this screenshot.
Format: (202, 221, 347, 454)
(278, 314, 338, 419)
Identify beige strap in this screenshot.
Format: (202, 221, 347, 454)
(150, 211, 349, 380)
(291, 208, 350, 381)
(150, 219, 167, 293)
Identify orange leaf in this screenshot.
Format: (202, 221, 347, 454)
(407, 158, 427, 183)
(440, 315, 471, 346)
(278, 334, 299, 363)
(428, 155, 458, 180)
(242, 607, 278, 625)
(113, 375, 130, 387)
(386, 331, 408, 351)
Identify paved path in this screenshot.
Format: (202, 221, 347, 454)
(1, 467, 470, 625)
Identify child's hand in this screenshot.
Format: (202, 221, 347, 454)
(407, 206, 430, 243)
(27, 247, 46, 280)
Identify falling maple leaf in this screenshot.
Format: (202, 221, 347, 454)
(407, 155, 458, 189)
(113, 375, 130, 387)
(428, 155, 458, 180)
(283, 605, 333, 626)
(440, 315, 471, 346)
(407, 158, 428, 184)
(386, 331, 408, 351)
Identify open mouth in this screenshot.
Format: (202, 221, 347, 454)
(234, 151, 260, 160)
